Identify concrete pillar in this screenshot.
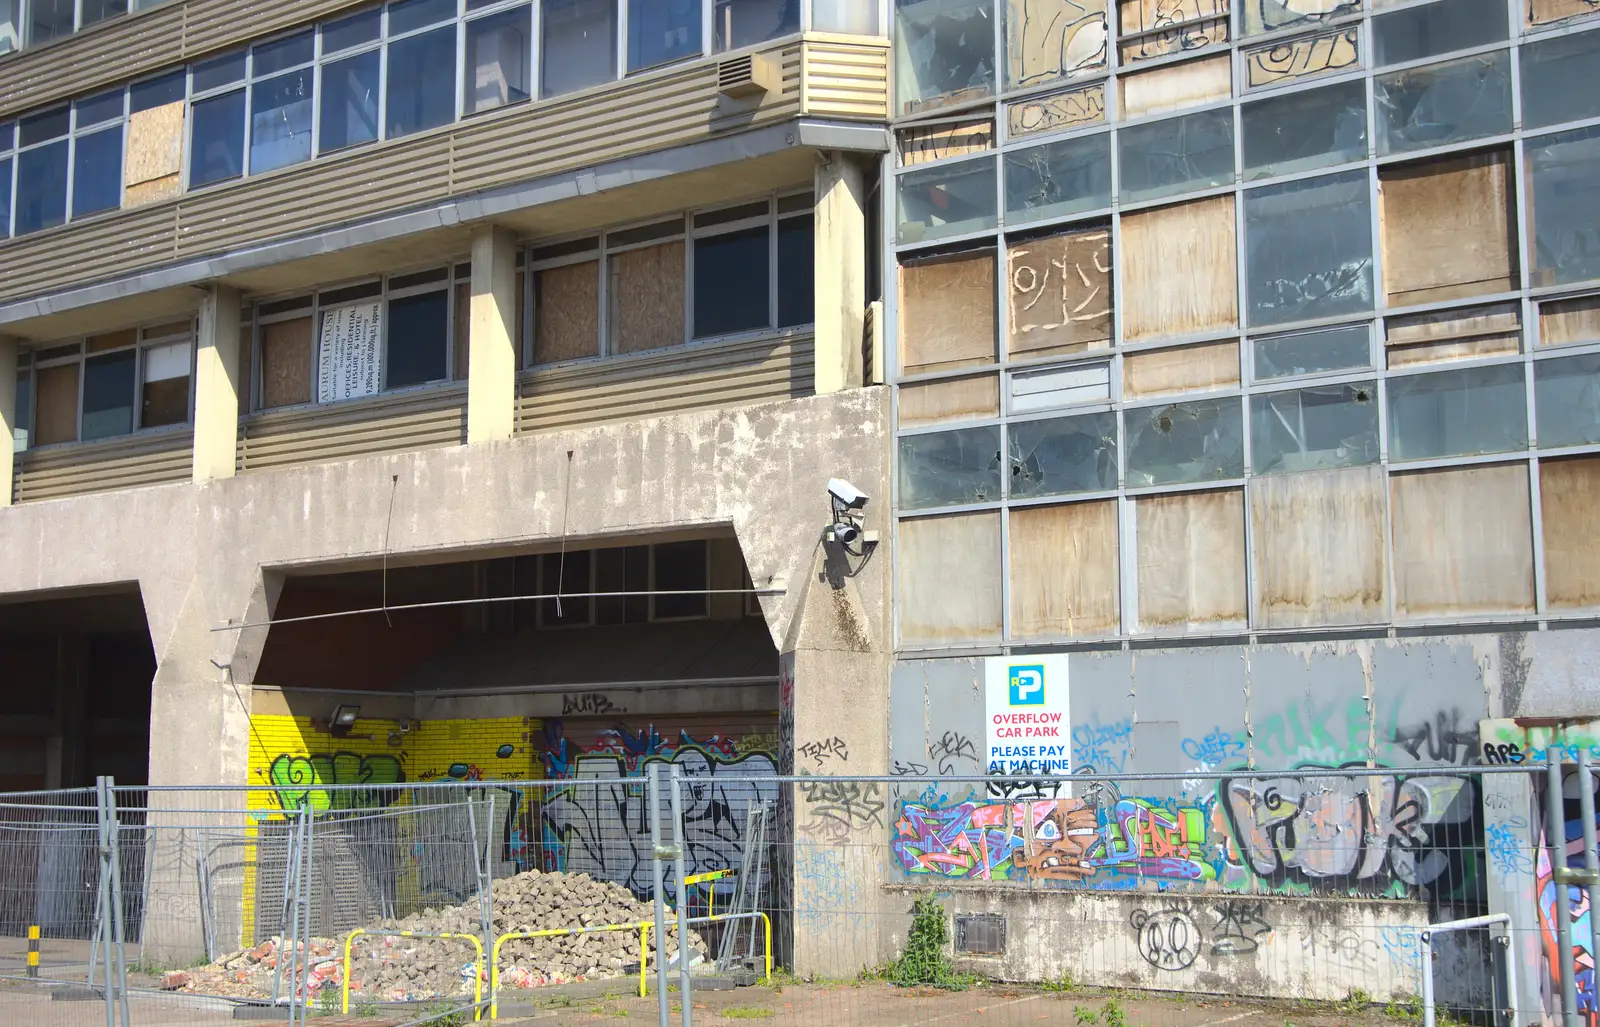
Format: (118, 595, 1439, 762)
(0, 333, 15, 507)
(467, 224, 518, 444)
(813, 152, 868, 395)
(192, 285, 242, 480)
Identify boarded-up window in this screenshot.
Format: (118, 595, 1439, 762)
(34, 363, 79, 445)
(1380, 150, 1516, 307)
(1391, 463, 1534, 616)
(1119, 0, 1229, 63)
(1119, 54, 1232, 120)
(1541, 456, 1600, 609)
(899, 118, 994, 167)
(610, 242, 684, 355)
(1007, 83, 1107, 138)
(1006, 227, 1111, 360)
(1009, 500, 1119, 639)
(1123, 340, 1240, 398)
(1242, 27, 1359, 88)
(1121, 195, 1238, 341)
(899, 249, 997, 376)
(1135, 488, 1247, 630)
(897, 374, 999, 427)
(260, 316, 313, 410)
(124, 100, 184, 208)
(1528, 0, 1599, 25)
(1006, 0, 1110, 89)
(1251, 464, 1387, 627)
(897, 512, 1002, 646)
(535, 260, 600, 364)
(1385, 304, 1521, 368)
(1540, 293, 1600, 347)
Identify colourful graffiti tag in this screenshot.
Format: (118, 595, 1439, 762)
(1538, 821, 1599, 1024)
(1085, 799, 1218, 882)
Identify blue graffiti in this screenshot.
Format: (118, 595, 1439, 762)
(1181, 727, 1245, 765)
(1073, 715, 1133, 774)
(1486, 816, 1535, 882)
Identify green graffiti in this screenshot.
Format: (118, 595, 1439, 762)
(268, 752, 405, 812)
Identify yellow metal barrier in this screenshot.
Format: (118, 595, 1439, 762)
(342, 928, 485, 1020)
(682, 868, 732, 918)
(490, 920, 653, 1019)
(636, 911, 773, 999)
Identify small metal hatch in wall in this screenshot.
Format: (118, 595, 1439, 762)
(954, 913, 1007, 956)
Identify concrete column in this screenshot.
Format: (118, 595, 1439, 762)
(0, 333, 15, 507)
(192, 285, 242, 480)
(813, 152, 868, 395)
(467, 224, 518, 444)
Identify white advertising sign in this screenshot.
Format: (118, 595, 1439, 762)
(317, 301, 383, 403)
(984, 654, 1071, 795)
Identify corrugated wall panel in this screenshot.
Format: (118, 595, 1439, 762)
(0, 4, 186, 116)
(180, 0, 372, 62)
(801, 41, 890, 120)
(237, 386, 467, 473)
(12, 429, 192, 503)
(0, 205, 177, 299)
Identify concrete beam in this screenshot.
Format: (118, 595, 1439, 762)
(192, 285, 242, 480)
(813, 152, 867, 395)
(467, 225, 518, 444)
(0, 334, 14, 507)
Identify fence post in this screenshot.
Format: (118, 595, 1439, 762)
(94, 777, 115, 1027)
(648, 764, 671, 1027)
(105, 781, 129, 1027)
(1548, 758, 1581, 1027)
(668, 764, 692, 1027)
(1578, 747, 1600, 1020)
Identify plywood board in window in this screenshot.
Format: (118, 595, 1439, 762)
(1119, 54, 1232, 120)
(1120, 195, 1238, 341)
(1541, 456, 1600, 609)
(1135, 488, 1247, 630)
(610, 242, 684, 356)
(34, 363, 79, 446)
(900, 250, 997, 375)
(1008, 0, 1110, 87)
(87, 328, 137, 353)
(260, 316, 313, 410)
(1243, 27, 1360, 88)
(1007, 227, 1112, 359)
(898, 374, 1000, 427)
(1123, 339, 1239, 397)
(1528, 0, 1599, 24)
(1391, 464, 1534, 616)
(125, 174, 180, 208)
(1385, 304, 1521, 367)
(1250, 464, 1386, 627)
(1009, 500, 1119, 639)
(1007, 83, 1107, 138)
(897, 512, 1003, 645)
(899, 118, 994, 167)
(1118, 0, 1229, 63)
(1540, 294, 1600, 347)
(125, 101, 183, 192)
(535, 260, 600, 365)
(1380, 150, 1517, 307)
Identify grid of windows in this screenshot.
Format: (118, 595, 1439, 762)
(888, 0, 1600, 649)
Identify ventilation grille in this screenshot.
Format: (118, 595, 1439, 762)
(955, 913, 1007, 956)
(718, 54, 777, 98)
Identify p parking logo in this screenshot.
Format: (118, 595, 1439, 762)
(1008, 665, 1045, 706)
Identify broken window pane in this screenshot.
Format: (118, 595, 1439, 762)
(1374, 51, 1512, 156)
(897, 156, 999, 244)
(898, 425, 1004, 508)
(1387, 362, 1528, 461)
(1241, 79, 1366, 181)
(1007, 410, 1117, 498)
(1243, 0, 1358, 38)
(1529, 125, 1600, 288)
(1521, 28, 1600, 130)
(1125, 396, 1244, 486)
(895, 0, 996, 115)
(1373, 0, 1506, 69)
(1118, 108, 1234, 204)
(1004, 0, 1107, 90)
(1251, 381, 1378, 474)
(1535, 353, 1600, 449)
(1253, 324, 1371, 380)
(1003, 132, 1111, 225)
(1245, 171, 1373, 328)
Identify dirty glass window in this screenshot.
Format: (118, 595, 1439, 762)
(1241, 79, 1366, 181)
(899, 425, 1004, 508)
(897, 156, 998, 245)
(1251, 381, 1379, 474)
(467, 6, 532, 112)
(1387, 363, 1528, 461)
(1521, 29, 1600, 130)
(814, 0, 879, 33)
(320, 50, 381, 153)
(1245, 171, 1373, 328)
(1124, 397, 1244, 487)
(1253, 324, 1372, 380)
(190, 90, 247, 188)
(714, 0, 800, 53)
(1007, 411, 1117, 498)
(386, 25, 457, 139)
(1004, 132, 1112, 225)
(1118, 108, 1234, 204)
(894, 0, 996, 116)
(1529, 125, 1600, 288)
(1374, 51, 1512, 156)
(1372, 0, 1506, 69)
(542, 0, 617, 98)
(81, 349, 136, 441)
(1243, 0, 1358, 37)
(1535, 353, 1600, 449)
(27, 0, 73, 46)
(630, 0, 700, 71)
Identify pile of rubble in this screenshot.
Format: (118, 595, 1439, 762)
(165, 869, 704, 1004)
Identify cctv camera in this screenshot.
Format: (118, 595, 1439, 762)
(830, 521, 861, 545)
(828, 478, 869, 510)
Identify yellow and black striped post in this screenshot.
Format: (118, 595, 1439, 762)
(26, 925, 39, 978)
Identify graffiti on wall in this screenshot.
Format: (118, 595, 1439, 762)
(267, 751, 405, 812)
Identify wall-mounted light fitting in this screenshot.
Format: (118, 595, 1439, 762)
(329, 704, 361, 737)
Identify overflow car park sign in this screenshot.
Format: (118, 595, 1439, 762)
(984, 655, 1070, 795)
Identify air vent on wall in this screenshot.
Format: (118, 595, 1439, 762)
(718, 54, 778, 98)
(954, 913, 1007, 956)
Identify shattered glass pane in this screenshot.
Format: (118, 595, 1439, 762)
(1242, 0, 1359, 38)
(897, 156, 999, 245)
(1529, 124, 1600, 288)
(1374, 51, 1512, 156)
(1253, 324, 1372, 380)
(1387, 362, 1528, 461)
(1535, 353, 1600, 449)
(1004, 132, 1112, 225)
(1521, 29, 1600, 130)
(1125, 397, 1244, 486)
(1251, 381, 1379, 475)
(1242, 79, 1366, 180)
(1245, 170, 1373, 328)
(895, 0, 997, 115)
(1372, 0, 1505, 69)
(1118, 108, 1235, 204)
(1007, 411, 1117, 498)
(898, 425, 1004, 508)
